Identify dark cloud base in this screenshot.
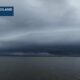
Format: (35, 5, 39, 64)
(0, 44, 80, 56)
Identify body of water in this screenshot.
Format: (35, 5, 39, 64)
(0, 57, 80, 80)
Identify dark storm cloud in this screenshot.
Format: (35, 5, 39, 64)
(0, 0, 80, 53)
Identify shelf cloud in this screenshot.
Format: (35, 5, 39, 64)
(0, 0, 80, 54)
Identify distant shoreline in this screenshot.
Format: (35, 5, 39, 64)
(0, 55, 79, 57)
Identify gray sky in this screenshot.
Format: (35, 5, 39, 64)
(0, 0, 80, 50)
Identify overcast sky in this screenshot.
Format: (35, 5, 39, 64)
(0, 0, 80, 50)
